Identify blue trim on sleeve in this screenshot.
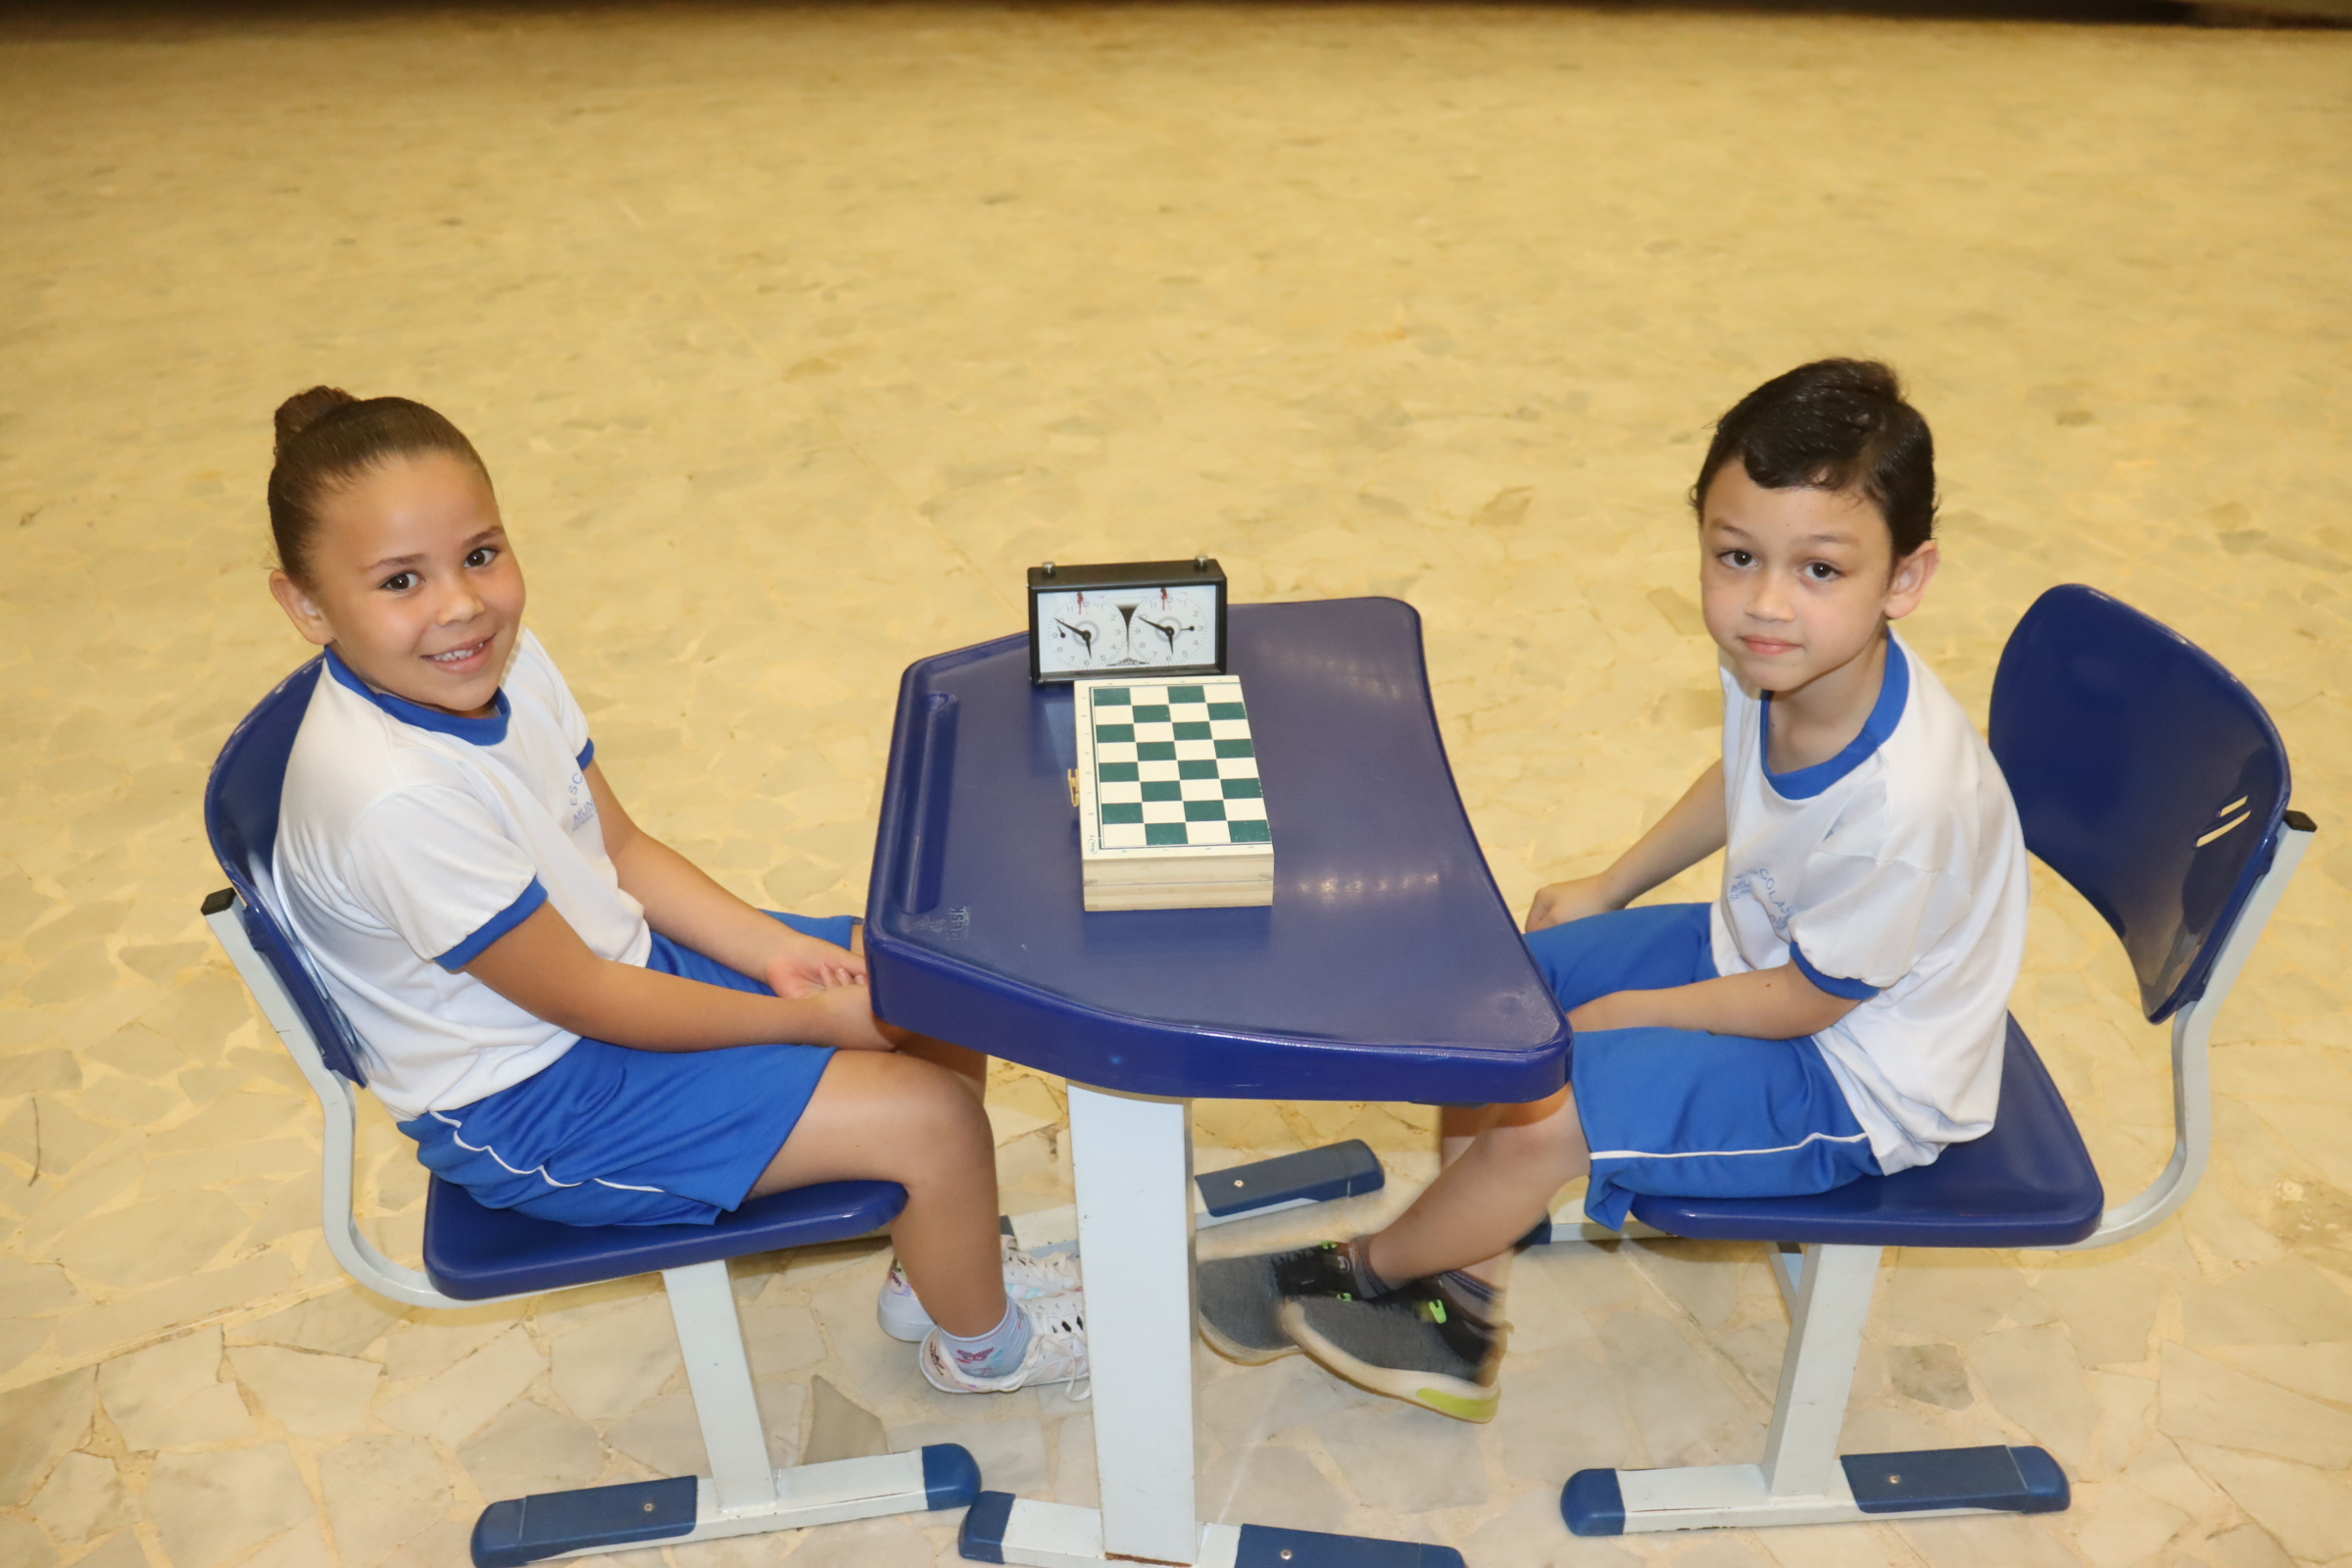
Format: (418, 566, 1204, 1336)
(325, 646, 512, 746)
(1761, 637, 1910, 801)
(576, 738, 595, 770)
(1790, 943, 1884, 1002)
(435, 878, 549, 971)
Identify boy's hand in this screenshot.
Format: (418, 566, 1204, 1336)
(1565, 991, 1644, 1032)
(1526, 875, 1622, 933)
(761, 934, 869, 1000)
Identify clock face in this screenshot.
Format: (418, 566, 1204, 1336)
(1035, 581, 1220, 676)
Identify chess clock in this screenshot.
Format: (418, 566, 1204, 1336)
(1028, 557, 1228, 684)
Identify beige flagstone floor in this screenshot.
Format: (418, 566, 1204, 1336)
(4, 3, 2351, 1565)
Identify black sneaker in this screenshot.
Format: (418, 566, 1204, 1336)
(1197, 1243, 1363, 1365)
(1277, 1281, 1504, 1422)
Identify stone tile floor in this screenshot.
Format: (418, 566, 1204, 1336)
(3, 2, 2350, 1565)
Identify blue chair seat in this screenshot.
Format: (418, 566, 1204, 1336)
(423, 1176, 907, 1301)
(1629, 1018, 2103, 1250)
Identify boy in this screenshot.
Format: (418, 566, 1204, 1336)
(1199, 360, 2028, 1421)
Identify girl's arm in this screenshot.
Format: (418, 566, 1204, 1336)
(1567, 964, 1861, 1041)
(1526, 760, 1728, 932)
(465, 900, 894, 1053)
(585, 761, 858, 997)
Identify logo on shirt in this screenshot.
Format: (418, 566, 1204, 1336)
(1727, 868, 1795, 942)
(566, 771, 598, 833)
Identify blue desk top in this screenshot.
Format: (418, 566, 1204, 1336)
(865, 598, 1571, 1102)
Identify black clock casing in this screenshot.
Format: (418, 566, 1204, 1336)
(1027, 558, 1229, 685)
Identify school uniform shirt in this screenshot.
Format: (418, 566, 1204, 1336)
(1711, 629, 2030, 1175)
(270, 630, 651, 1121)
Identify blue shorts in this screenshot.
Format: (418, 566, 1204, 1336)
(1526, 904, 1879, 1231)
(400, 912, 858, 1228)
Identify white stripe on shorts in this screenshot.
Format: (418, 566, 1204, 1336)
(426, 1112, 676, 1199)
(428, 1110, 583, 1188)
(1589, 1129, 1871, 1162)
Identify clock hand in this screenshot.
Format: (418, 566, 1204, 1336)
(1055, 618, 1095, 654)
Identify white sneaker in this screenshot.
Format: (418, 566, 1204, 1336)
(920, 1296, 1091, 1395)
(878, 1244, 1083, 1343)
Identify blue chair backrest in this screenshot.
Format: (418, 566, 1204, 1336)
(204, 658, 374, 1084)
(1989, 585, 2291, 1024)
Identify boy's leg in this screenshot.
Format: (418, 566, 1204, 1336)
(1366, 1086, 1590, 1287)
(1432, 1103, 1518, 1291)
(1363, 905, 1711, 1286)
(1572, 1024, 1875, 1230)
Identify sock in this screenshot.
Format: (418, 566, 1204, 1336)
(940, 1299, 1033, 1381)
(1432, 1268, 1500, 1325)
(1339, 1238, 1396, 1300)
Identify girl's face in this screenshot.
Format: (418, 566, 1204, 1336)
(1697, 463, 1936, 698)
(269, 451, 525, 718)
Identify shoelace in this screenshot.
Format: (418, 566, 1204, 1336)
(1020, 1302, 1092, 1397)
(889, 1245, 1082, 1301)
(1004, 1246, 1083, 1297)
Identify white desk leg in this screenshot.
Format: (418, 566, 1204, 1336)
(1067, 1082, 1200, 1565)
(964, 1090, 1460, 1566)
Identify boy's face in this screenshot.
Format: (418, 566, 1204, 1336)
(269, 451, 525, 718)
(1696, 463, 1937, 698)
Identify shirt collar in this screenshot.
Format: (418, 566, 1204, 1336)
(1761, 634, 1909, 801)
(324, 646, 511, 745)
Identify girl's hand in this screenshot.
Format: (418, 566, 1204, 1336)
(808, 983, 896, 1053)
(1526, 874, 1622, 933)
(762, 934, 869, 1000)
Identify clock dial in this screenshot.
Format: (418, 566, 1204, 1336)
(1034, 582, 1219, 675)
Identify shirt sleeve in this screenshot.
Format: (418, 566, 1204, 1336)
(340, 786, 550, 971)
(1784, 849, 1944, 997)
(512, 630, 594, 769)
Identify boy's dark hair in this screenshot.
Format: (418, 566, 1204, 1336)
(269, 387, 489, 586)
(1691, 360, 1936, 558)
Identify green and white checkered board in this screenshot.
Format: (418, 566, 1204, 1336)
(1084, 677, 1269, 850)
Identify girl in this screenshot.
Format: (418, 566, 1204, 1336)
(261, 387, 1083, 1395)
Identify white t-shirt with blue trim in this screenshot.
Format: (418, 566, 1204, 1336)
(270, 630, 652, 1120)
(1710, 630, 2030, 1174)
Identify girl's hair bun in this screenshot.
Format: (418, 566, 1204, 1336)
(273, 386, 358, 455)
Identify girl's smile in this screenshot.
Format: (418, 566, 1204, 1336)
(270, 449, 525, 717)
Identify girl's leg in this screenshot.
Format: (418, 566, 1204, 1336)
(1363, 1087, 1591, 1288)
(849, 924, 990, 1102)
(881, 1024, 987, 1101)
(748, 1051, 1005, 1337)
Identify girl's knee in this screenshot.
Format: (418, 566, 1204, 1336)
(893, 1057, 994, 1155)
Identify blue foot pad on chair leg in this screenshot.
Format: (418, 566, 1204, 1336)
(1560, 1446, 2069, 1537)
(1197, 1140, 1385, 1224)
(1561, 1469, 1625, 1536)
(959, 1494, 1466, 1565)
(1843, 1446, 2069, 1514)
(958, 1492, 1016, 1561)
(472, 1477, 696, 1565)
(924, 1443, 984, 1510)
(1235, 1524, 1467, 1565)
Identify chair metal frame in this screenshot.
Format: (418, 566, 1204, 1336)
(1552, 585, 2316, 1536)
(202, 657, 975, 1567)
